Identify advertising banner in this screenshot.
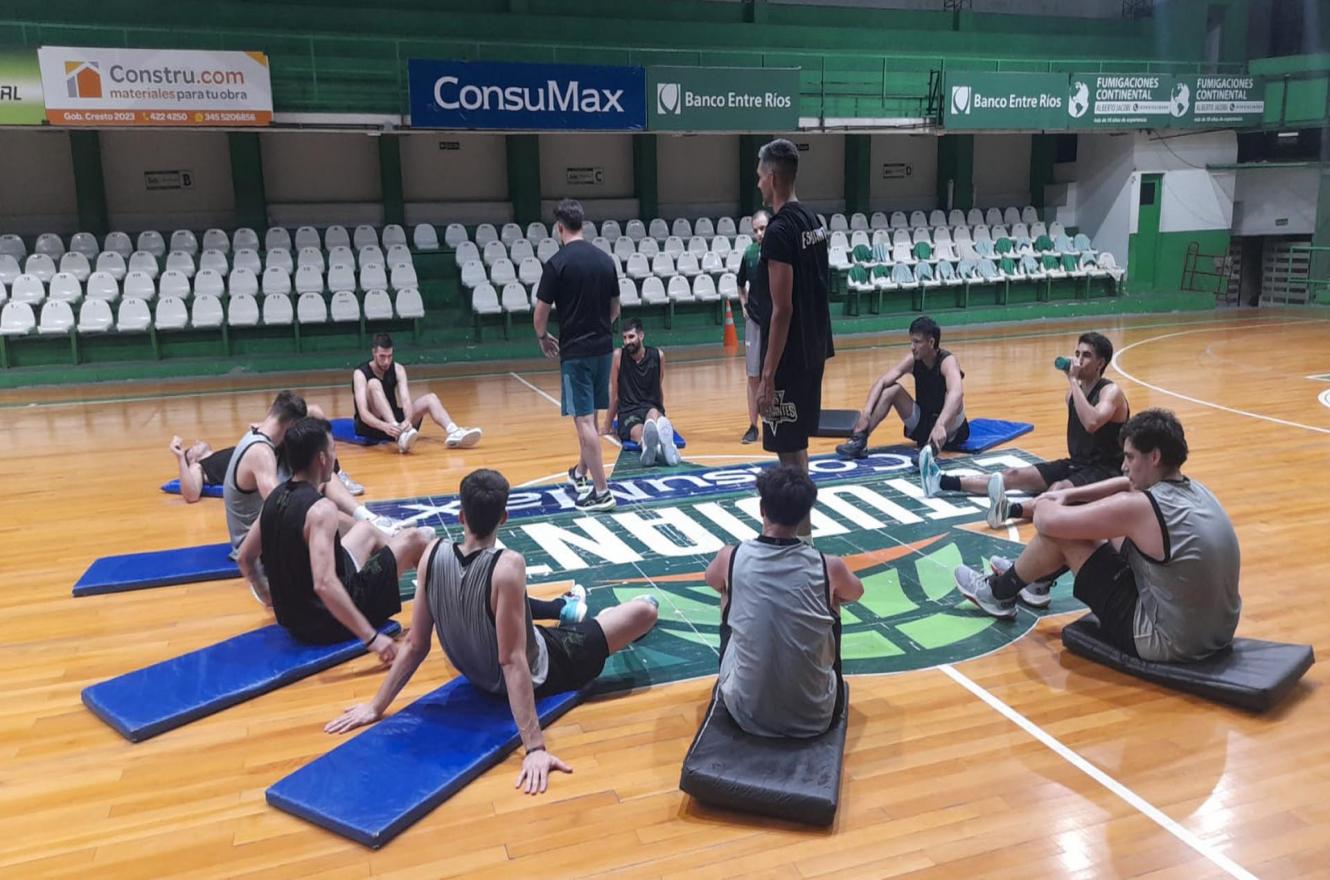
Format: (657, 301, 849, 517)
(943, 70, 1069, 130)
(37, 46, 272, 126)
(1180, 73, 1264, 126)
(0, 49, 44, 125)
(647, 66, 799, 132)
(408, 59, 645, 131)
(1066, 72, 1184, 129)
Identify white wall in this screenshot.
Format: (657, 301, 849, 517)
(100, 130, 235, 232)
(658, 135, 739, 220)
(539, 134, 636, 221)
(400, 133, 511, 226)
(0, 130, 78, 235)
(868, 134, 937, 211)
(973, 134, 1031, 209)
(1232, 166, 1319, 236)
(778, 133, 844, 214)
(261, 132, 383, 228)
(1049, 132, 1136, 262)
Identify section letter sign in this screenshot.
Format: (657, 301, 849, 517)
(409, 59, 645, 131)
(647, 66, 799, 132)
(0, 49, 45, 125)
(943, 70, 1069, 130)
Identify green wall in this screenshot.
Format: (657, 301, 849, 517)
(1129, 229, 1232, 295)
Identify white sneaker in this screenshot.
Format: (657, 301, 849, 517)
(985, 472, 1009, 529)
(919, 444, 941, 497)
(656, 416, 681, 466)
(337, 470, 364, 496)
(397, 426, 419, 454)
(988, 555, 1053, 609)
(446, 426, 482, 448)
(639, 419, 659, 467)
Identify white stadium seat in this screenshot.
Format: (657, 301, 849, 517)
(77, 299, 114, 333)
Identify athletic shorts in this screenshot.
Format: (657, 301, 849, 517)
(744, 317, 763, 378)
(762, 360, 825, 454)
(290, 545, 403, 644)
(534, 619, 610, 697)
(617, 406, 657, 442)
(560, 353, 612, 418)
(1072, 543, 1140, 657)
(1033, 458, 1122, 489)
(903, 404, 970, 449)
(353, 410, 408, 442)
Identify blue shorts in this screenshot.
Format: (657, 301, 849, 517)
(560, 353, 612, 417)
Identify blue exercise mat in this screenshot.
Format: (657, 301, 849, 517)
(83, 621, 401, 742)
(73, 543, 240, 597)
(611, 418, 686, 453)
(267, 677, 587, 847)
(953, 418, 1034, 453)
(332, 417, 387, 447)
(160, 478, 224, 498)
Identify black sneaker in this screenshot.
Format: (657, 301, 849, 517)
(835, 432, 869, 460)
(741, 425, 759, 444)
(575, 489, 616, 512)
(567, 465, 590, 494)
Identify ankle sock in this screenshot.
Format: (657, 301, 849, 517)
(939, 475, 961, 491)
(527, 597, 566, 620)
(991, 566, 1027, 601)
(1008, 502, 1025, 519)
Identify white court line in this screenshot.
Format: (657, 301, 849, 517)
(940, 664, 1258, 880)
(1320, 389, 1330, 410)
(1112, 320, 1330, 436)
(508, 370, 622, 447)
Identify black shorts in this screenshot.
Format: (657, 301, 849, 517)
(907, 413, 971, 450)
(291, 545, 403, 644)
(1073, 543, 1140, 657)
(616, 407, 658, 442)
(354, 410, 408, 442)
(1034, 458, 1121, 489)
(762, 361, 825, 454)
(534, 619, 610, 698)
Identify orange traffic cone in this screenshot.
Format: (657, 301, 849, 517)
(722, 299, 739, 354)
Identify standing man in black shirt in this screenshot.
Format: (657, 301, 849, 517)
(753, 139, 834, 538)
(534, 199, 620, 512)
(235, 417, 431, 656)
(603, 317, 679, 468)
(736, 209, 770, 444)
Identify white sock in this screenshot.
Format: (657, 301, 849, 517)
(446, 422, 458, 434)
(353, 505, 373, 522)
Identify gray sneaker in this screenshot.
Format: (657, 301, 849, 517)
(575, 489, 616, 512)
(985, 472, 1009, 529)
(640, 419, 660, 467)
(657, 416, 681, 466)
(953, 564, 1018, 619)
(988, 555, 1053, 609)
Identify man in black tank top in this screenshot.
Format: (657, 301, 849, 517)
(234, 417, 431, 656)
(835, 316, 969, 495)
(169, 436, 233, 503)
(351, 333, 482, 453)
(325, 468, 660, 797)
(603, 318, 680, 467)
(935, 332, 1130, 608)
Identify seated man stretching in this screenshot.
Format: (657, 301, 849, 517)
(325, 468, 660, 795)
(835, 316, 968, 498)
(953, 409, 1241, 663)
(603, 317, 680, 467)
(703, 466, 864, 737)
(936, 331, 1129, 605)
(235, 417, 432, 663)
(352, 333, 483, 453)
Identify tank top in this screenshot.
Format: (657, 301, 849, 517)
(718, 536, 840, 738)
(199, 446, 233, 486)
(224, 428, 290, 553)
(913, 349, 966, 424)
(1126, 478, 1242, 662)
(426, 541, 548, 695)
(1067, 378, 1126, 468)
(353, 361, 404, 423)
(259, 479, 348, 640)
(617, 345, 664, 415)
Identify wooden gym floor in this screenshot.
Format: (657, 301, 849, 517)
(0, 310, 1326, 879)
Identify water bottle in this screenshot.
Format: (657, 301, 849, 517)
(1054, 356, 1071, 373)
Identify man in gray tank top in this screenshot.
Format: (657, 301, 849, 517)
(953, 409, 1241, 663)
(704, 466, 864, 737)
(325, 468, 660, 796)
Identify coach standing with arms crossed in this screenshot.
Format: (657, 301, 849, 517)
(753, 138, 833, 541)
(534, 199, 620, 512)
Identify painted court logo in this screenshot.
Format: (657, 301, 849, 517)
(372, 450, 1078, 693)
(64, 60, 101, 99)
(656, 82, 681, 115)
(950, 85, 972, 115)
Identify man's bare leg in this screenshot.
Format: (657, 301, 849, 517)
(595, 597, 660, 652)
(575, 414, 607, 494)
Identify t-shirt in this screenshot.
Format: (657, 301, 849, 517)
(736, 243, 770, 328)
(758, 202, 833, 375)
(535, 239, 619, 361)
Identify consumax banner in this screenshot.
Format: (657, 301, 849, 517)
(37, 46, 273, 126)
